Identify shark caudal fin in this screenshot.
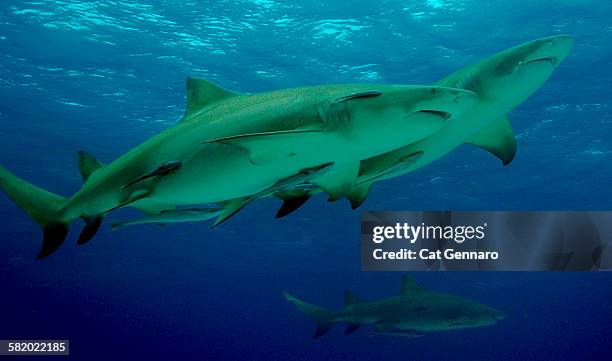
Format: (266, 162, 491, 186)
(0, 165, 70, 259)
(283, 291, 336, 339)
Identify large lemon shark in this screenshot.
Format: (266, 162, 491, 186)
(0, 81, 476, 258)
(275, 35, 574, 214)
(284, 275, 506, 338)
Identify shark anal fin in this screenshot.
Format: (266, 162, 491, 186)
(466, 116, 516, 166)
(38, 223, 69, 259)
(311, 162, 360, 202)
(344, 323, 362, 335)
(205, 129, 323, 166)
(77, 150, 104, 182)
(211, 197, 252, 228)
(122, 161, 181, 189)
(314, 323, 333, 339)
(344, 290, 361, 306)
(182, 77, 240, 120)
(345, 182, 372, 209)
(77, 215, 103, 245)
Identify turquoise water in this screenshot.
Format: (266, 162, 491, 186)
(0, 1, 611, 360)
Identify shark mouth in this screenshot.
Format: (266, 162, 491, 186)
(525, 56, 558, 66)
(414, 110, 452, 120)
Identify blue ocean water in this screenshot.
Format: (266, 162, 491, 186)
(0, 0, 611, 360)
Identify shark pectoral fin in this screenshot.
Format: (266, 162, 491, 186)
(211, 197, 252, 228)
(344, 290, 361, 306)
(77, 150, 104, 182)
(205, 129, 324, 165)
(373, 320, 398, 332)
(398, 275, 424, 296)
(466, 116, 516, 166)
(182, 77, 240, 120)
(77, 215, 104, 245)
(344, 323, 362, 335)
(122, 161, 182, 189)
(345, 182, 373, 210)
(311, 162, 360, 202)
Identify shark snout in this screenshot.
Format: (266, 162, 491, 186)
(527, 35, 574, 67)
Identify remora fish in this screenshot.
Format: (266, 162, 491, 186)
(275, 35, 574, 214)
(0, 81, 476, 258)
(110, 207, 222, 230)
(284, 275, 506, 338)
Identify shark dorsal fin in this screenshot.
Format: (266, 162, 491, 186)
(466, 116, 517, 166)
(77, 150, 104, 182)
(183, 77, 240, 120)
(344, 290, 361, 306)
(399, 275, 422, 296)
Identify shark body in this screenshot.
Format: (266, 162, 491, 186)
(0, 81, 476, 258)
(284, 275, 506, 338)
(276, 35, 574, 213)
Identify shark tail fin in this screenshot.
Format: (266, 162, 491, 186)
(283, 290, 335, 339)
(0, 165, 70, 259)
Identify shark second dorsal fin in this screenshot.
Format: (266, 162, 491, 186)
(343, 290, 361, 306)
(183, 77, 240, 120)
(77, 150, 104, 182)
(399, 275, 422, 296)
(466, 116, 517, 166)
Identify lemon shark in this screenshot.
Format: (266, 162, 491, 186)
(275, 35, 574, 214)
(0, 81, 476, 258)
(284, 275, 506, 338)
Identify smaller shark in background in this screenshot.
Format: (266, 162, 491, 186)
(283, 275, 506, 338)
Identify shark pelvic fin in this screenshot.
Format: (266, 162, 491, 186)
(399, 275, 423, 296)
(211, 197, 252, 228)
(122, 161, 181, 189)
(345, 182, 372, 209)
(76, 150, 104, 182)
(274, 188, 314, 218)
(182, 77, 240, 119)
(343, 290, 361, 306)
(344, 323, 362, 335)
(311, 162, 360, 202)
(466, 116, 516, 166)
(104, 189, 151, 214)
